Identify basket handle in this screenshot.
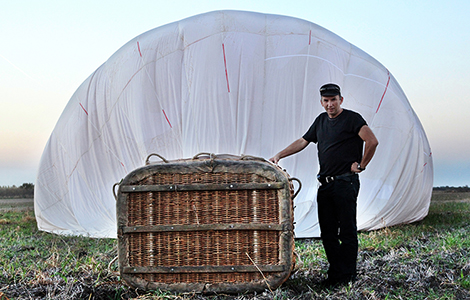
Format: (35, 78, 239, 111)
(240, 154, 265, 161)
(145, 153, 169, 165)
(112, 181, 121, 201)
(289, 177, 302, 199)
(192, 152, 215, 160)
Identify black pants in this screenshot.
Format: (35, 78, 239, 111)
(317, 174, 359, 280)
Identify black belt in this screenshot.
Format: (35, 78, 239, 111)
(317, 172, 356, 185)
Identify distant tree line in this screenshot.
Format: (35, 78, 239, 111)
(0, 184, 467, 199)
(433, 185, 470, 192)
(0, 183, 34, 198)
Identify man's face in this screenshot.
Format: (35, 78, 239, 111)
(320, 95, 343, 118)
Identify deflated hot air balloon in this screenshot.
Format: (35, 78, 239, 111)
(35, 10, 433, 238)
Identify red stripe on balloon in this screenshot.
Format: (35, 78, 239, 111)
(162, 109, 172, 128)
(79, 103, 88, 115)
(376, 70, 390, 113)
(222, 43, 230, 93)
(137, 41, 142, 57)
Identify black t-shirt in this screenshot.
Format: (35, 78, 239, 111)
(303, 109, 367, 177)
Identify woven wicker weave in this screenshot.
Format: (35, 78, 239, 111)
(116, 154, 297, 293)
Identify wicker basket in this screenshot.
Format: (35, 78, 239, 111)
(115, 153, 299, 293)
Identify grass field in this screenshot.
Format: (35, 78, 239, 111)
(0, 192, 469, 299)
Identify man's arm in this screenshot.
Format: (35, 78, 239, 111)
(351, 125, 378, 173)
(269, 138, 309, 164)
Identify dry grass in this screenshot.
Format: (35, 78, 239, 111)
(0, 198, 34, 213)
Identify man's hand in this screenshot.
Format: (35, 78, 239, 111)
(351, 162, 363, 173)
(269, 155, 281, 164)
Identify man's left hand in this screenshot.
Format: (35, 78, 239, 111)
(351, 162, 363, 173)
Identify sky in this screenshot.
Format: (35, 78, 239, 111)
(1, 0, 469, 187)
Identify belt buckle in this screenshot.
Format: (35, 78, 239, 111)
(325, 176, 334, 183)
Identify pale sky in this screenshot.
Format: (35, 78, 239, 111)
(1, 0, 469, 187)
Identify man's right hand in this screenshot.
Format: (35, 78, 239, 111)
(269, 155, 280, 164)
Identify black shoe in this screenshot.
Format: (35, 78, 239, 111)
(337, 274, 357, 285)
(320, 275, 356, 289)
(319, 277, 340, 288)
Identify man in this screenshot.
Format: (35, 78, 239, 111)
(270, 83, 378, 286)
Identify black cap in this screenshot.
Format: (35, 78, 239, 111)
(319, 83, 341, 96)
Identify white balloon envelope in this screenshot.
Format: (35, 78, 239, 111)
(35, 10, 433, 238)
